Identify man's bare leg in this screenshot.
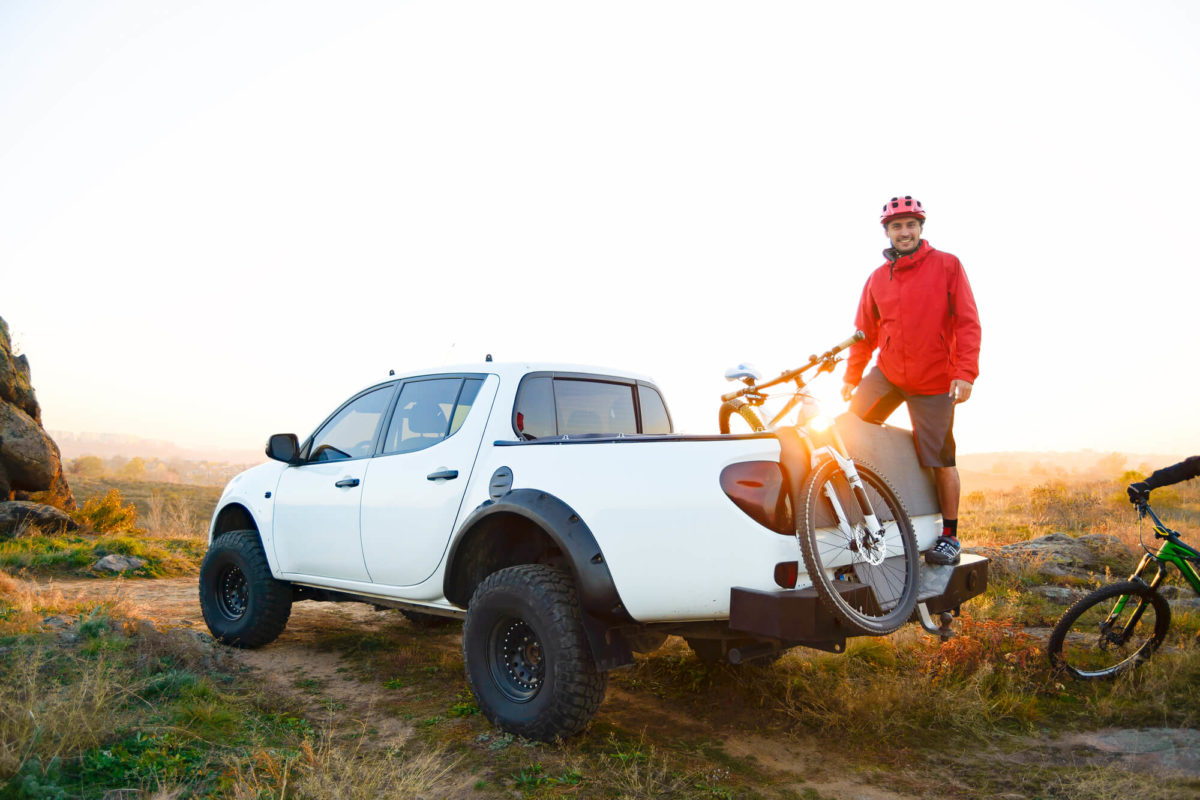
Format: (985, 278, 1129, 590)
(933, 466, 960, 523)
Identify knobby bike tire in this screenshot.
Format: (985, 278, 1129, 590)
(1047, 579, 1171, 680)
(798, 459, 920, 636)
(718, 398, 766, 434)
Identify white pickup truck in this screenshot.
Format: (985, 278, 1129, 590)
(200, 361, 987, 740)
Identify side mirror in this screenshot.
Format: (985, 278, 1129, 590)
(266, 433, 302, 464)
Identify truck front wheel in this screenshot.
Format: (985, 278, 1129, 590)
(463, 564, 607, 741)
(199, 530, 292, 648)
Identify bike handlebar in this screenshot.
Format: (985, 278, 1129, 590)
(721, 331, 865, 402)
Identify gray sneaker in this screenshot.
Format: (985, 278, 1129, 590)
(925, 535, 961, 565)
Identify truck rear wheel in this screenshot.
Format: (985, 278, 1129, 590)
(463, 564, 607, 741)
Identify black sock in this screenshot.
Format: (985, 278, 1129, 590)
(942, 519, 958, 539)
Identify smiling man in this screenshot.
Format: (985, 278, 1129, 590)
(841, 196, 982, 565)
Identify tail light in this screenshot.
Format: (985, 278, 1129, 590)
(720, 461, 792, 534)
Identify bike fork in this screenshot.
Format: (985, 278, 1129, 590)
(813, 443, 883, 542)
(1102, 557, 1167, 640)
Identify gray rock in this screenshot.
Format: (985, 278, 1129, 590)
(93, 554, 147, 573)
(968, 532, 1128, 580)
(1066, 728, 1200, 776)
(0, 402, 56, 490)
(1030, 585, 1080, 603)
(0, 500, 79, 537)
(0, 315, 75, 508)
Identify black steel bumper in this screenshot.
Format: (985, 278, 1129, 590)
(728, 553, 989, 651)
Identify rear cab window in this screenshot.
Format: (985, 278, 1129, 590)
(512, 373, 673, 439)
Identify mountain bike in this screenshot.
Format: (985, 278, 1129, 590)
(1047, 498, 1200, 679)
(719, 332, 920, 636)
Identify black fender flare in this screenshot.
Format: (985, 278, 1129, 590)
(445, 488, 634, 670)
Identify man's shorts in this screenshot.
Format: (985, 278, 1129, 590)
(849, 367, 956, 468)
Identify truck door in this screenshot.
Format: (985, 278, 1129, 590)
(273, 383, 395, 582)
(359, 375, 496, 586)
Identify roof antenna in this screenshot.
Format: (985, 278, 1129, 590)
(388, 369, 395, 376)
(485, 354, 493, 362)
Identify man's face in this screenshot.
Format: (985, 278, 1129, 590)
(885, 216, 923, 254)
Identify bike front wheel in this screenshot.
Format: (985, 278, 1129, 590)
(799, 459, 920, 636)
(718, 398, 766, 434)
(1047, 580, 1171, 679)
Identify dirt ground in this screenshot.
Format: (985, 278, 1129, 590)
(38, 576, 1200, 799)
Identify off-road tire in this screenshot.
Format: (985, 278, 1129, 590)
(199, 530, 292, 648)
(1048, 580, 1171, 679)
(463, 564, 606, 741)
(799, 459, 920, 636)
(718, 398, 766, 434)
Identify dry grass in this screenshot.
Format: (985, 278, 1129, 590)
(0, 568, 135, 633)
(0, 646, 134, 778)
(962, 475, 1200, 550)
(224, 724, 465, 800)
(143, 490, 206, 540)
(0, 572, 144, 778)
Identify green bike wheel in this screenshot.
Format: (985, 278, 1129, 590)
(1048, 580, 1171, 679)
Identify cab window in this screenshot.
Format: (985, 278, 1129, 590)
(555, 380, 636, 435)
(309, 385, 394, 462)
(383, 378, 483, 455)
(638, 385, 672, 434)
(516, 375, 664, 439)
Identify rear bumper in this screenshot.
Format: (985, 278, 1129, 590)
(728, 553, 989, 651)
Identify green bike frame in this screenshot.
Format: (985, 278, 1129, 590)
(1110, 505, 1200, 625)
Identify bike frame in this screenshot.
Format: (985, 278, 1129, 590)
(1130, 504, 1200, 593)
(721, 333, 884, 542)
(1102, 503, 1200, 639)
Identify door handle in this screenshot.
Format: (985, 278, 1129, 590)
(427, 469, 459, 481)
(335, 478, 360, 488)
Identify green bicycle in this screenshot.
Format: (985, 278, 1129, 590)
(1047, 498, 1200, 679)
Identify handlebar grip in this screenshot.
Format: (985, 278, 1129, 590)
(832, 330, 865, 354)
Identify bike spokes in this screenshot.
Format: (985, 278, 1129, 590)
(1051, 581, 1169, 679)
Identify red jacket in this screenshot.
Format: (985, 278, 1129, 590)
(844, 240, 981, 395)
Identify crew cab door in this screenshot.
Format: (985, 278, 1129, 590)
(359, 374, 496, 586)
(273, 383, 395, 581)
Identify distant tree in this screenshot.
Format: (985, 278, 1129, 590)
(69, 455, 105, 478)
(119, 457, 147, 481)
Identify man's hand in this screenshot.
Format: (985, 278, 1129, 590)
(841, 382, 855, 402)
(1127, 482, 1151, 505)
(949, 379, 973, 404)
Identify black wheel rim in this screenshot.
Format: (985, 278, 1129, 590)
(487, 616, 545, 703)
(214, 564, 249, 621)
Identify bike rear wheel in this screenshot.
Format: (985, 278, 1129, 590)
(799, 459, 919, 636)
(718, 398, 766, 434)
(1047, 580, 1171, 679)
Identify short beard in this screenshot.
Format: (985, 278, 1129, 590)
(893, 239, 920, 255)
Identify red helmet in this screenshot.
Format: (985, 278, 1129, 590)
(880, 195, 926, 225)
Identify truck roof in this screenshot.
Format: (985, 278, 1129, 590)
(380, 361, 659, 386)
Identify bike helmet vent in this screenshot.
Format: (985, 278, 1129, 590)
(880, 195, 926, 225)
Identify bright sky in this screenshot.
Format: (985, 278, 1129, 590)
(3, 0, 1197, 459)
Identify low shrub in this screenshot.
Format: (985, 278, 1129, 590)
(71, 489, 143, 536)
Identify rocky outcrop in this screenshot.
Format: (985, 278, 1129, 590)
(0, 500, 79, 537)
(969, 532, 1130, 580)
(0, 317, 74, 509)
